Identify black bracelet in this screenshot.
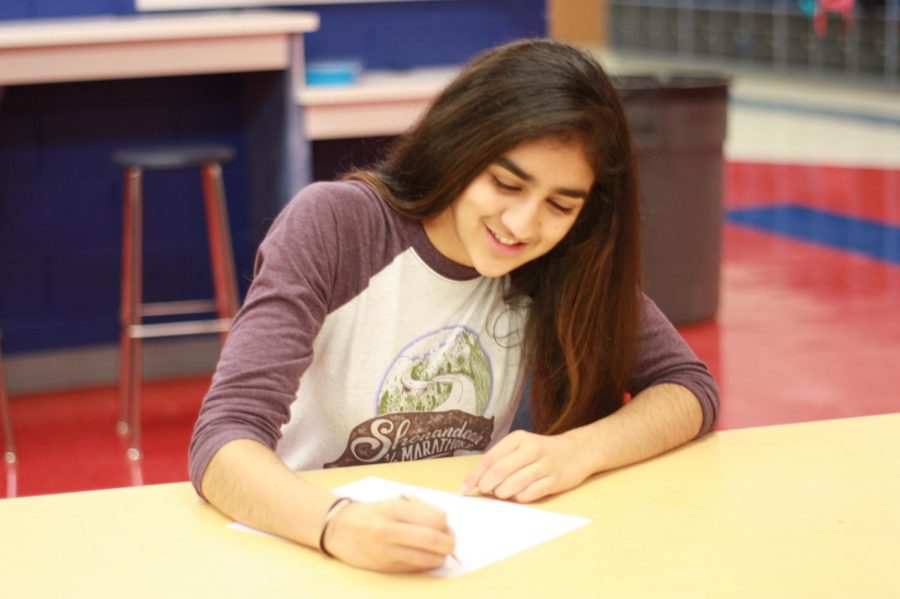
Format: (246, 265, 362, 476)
(318, 497, 354, 558)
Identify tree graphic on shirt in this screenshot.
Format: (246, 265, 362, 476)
(377, 328, 491, 416)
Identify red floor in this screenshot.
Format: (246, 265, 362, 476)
(726, 161, 900, 224)
(3, 160, 900, 498)
(3, 377, 207, 498)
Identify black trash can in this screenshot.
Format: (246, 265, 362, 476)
(615, 75, 730, 325)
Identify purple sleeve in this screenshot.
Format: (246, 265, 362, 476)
(628, 295, 720, 437)
(188, 183, 346, 497)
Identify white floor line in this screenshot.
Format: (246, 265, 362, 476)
(596, 50, 900, 167)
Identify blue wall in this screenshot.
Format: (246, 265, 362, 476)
(0, 0, 133, 19)
(0, 1, 546, 355)
(305, 1, 546, 69)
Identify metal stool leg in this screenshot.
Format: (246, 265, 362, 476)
(118, 166, 144, 460)
(201, 162, 240, 345)
(0, 336, 16, 465)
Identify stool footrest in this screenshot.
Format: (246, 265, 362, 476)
(128, 319, 232, 339)
(141, 300, 219, 317)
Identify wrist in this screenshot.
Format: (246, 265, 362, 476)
(564, 420, 609, 478)
(318, 497, 355, 558)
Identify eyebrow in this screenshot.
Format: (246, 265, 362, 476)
(495, 156, 590, 199)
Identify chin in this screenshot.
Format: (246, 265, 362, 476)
(473, 260, 517, 278)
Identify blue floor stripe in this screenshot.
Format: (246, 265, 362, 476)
(726, 205, 900, 265)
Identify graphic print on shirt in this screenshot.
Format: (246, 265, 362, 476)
(324, 326, 495, 467)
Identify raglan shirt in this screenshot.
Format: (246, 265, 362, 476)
(188, 181, 719, 495)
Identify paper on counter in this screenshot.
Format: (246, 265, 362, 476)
(332, 476, 590, 578)
(229, 476, 589, 578)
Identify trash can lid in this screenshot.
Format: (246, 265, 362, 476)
(613, 74, 730, 100)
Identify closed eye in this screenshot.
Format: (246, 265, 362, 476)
(491, 174, 521, 192)
(547, 199, 576, 215)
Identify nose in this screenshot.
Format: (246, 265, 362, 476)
(500, 195, 541, 242)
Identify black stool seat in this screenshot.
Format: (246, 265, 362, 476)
(111, 145, 235, 170)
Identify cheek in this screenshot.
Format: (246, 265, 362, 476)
(451, 195, 481, 235)
(544, 219, 578, 246)
(468, 178, 505, 211)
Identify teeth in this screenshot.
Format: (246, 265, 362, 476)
(491, 229, 518, 246)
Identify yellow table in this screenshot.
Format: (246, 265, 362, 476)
(2, 413, 898, 598)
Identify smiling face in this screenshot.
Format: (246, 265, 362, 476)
(424, 137, 595, 277)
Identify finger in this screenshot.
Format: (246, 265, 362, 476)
(472, 443, 540, 496)
(389, 496, 450, 531)
(491, 461, 545, 500)
(460, 453, 499, 495)
(382, 520, 456, 556)
(381, 543, 452, 573)
(512, 475, 554, 503)
(376, 499, 455, 550)
(461, 433, 525, 494)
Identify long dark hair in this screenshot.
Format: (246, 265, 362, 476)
(349, 38, 642, 434)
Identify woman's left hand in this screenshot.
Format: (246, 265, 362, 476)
(459, 430, 593, 503)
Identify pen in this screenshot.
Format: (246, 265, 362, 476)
(400, 494, 462, 565)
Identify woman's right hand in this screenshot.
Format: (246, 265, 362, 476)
(321, 496, 456, 573)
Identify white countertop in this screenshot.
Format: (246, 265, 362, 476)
(297, 67, 457, 139)
(0, 10, 319, 85)
(0, 10, 319, 48)
(297, 66, 457, 105)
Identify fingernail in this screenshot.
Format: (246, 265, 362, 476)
(458, 483, 468, 495)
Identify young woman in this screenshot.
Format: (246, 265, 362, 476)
(189, 39, 719, 573)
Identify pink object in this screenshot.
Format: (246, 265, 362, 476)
(813, 0, 856, 37)
(819, 0, 854, 11)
